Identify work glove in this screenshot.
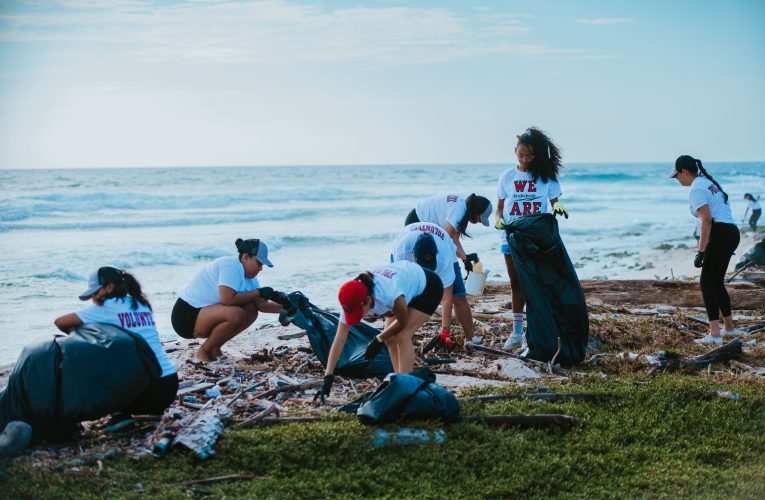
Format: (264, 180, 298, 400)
(553, 201, 569, 219)
(440, 328, 454, 350)
(495, 218, 506, 230)
(269, 290, 290, 306)
(258, 287, 274, 300)
(463, 259, 473, 273)
(364, 337, 384, 360)
(314, 374, 334, 405)
(465, 253, 479, 263)
(694, 251, 705, 268)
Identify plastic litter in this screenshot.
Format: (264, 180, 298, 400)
(715, 390, 740, 400)
(204, 387, 222, 399)
(371, 428, 446, 448)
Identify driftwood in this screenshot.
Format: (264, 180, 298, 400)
(464, 392, 611, 403)
(667, 339, 743, 370)
(251, 380, 321, 400)
(236, 403, 278, 429)
(173, 402, 234, 460)
(177, 382, 215, 396)
(464, 343, 548, 368)
(463, 414, 577, 429)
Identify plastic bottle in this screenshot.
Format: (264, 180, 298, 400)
(370, 428, 446, 448)
(472, 260, 484, 274)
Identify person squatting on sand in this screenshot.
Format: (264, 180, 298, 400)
(392, 224, 479, 347)
(315, 260, 444, 404)
(494, 127, 569, 351)
(743, 193, 761, 233)
(55, 266, 178, 414)
(404, 193, 492, 346)
(171, 238, 282, 362)
(671, 155, 741, 344)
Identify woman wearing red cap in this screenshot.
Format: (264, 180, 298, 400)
(171, 238, 281, 362)
(315, 260, 443, 403)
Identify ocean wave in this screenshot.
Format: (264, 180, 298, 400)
(32, 268, 85, 282)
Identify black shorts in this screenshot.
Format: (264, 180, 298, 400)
(405, 209, 420, 225)
(125, 373, 179, 415)
(171, 298, 200, 339)
(408, 269, 444, 316)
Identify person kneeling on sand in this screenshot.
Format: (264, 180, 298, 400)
(171, 238, 281, 362)
(315, 260, 443, 404)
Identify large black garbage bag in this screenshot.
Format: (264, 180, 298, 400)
(736, 238, 765, 269)
(0, 324, 161, 441)
(356, 368, 461, 424)
(505, 213, 589, 365)
(278, 291, 394, 379)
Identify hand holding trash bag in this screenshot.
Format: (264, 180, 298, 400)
(694, 251, 705, 268)
(258, 287, 274, 300)
(553, 201, 569, 219)
(314, 374, 334, 404)
(495, 218, 506, 230)
(364, 337, 384, 360)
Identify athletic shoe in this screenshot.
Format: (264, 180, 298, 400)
(503, 332, 523, 350)
(722, 328, 742, 336)
(693, 334, 723, 345)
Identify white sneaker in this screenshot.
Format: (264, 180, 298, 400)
(503, 332, 523, 350)
(722, 328, 742, 336)
(694, 334, 723, 345)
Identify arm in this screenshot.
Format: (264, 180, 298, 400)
(444, 223, 467, 261)
(325, 321, 351, 375)
(375, 295, 408, 343)
(550, 197, 559, 207)
(218, 285, 266, 306)
(253, 297, 282, 314)
(54, 313, 83, 333)
(697, 205, 713, 252)
(495, 198, 505, 221)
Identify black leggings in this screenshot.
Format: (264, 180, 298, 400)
(700, 223, 740, 321)
(750, 209, 761, 232)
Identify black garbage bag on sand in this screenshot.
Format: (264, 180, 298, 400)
(505, 213, 589, 366)
(277, 291, 394, 379)
(0, 324, 161, 441)
(353, 368, 461, 424)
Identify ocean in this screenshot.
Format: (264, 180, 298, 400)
(1, 163, 762, 365)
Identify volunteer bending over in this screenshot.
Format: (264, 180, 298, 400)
(316, 260, 443, 404)
(55, 266, 178, 414)
(392, 224, 479, 345)
(495, 127, 568, 350)
(171, 238, 281, 362)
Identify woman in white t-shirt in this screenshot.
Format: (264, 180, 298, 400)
(314, 261, 444, 404)
(54, 267, 178, 414)
(171, 238, 282, 362)
(743, 193, 761, 232)
(495, 127, 568, 350)
(672, 155, 741, 344)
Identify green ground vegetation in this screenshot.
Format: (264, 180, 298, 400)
(3, 374, 764, 498)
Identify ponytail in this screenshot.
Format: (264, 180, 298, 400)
(355, 273, 375, 295)
(103, 270, 152, 310)
(696, 159, 728, 204)
(456, 194, 477, 238)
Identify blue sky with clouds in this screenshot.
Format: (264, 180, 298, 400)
(1, 0, 763, 168)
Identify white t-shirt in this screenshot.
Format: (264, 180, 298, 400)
(76, 297, 176, 377)
(414, 194, 467, 231)
(688, 176, 735, 224)
(340, 261, 427, 325)
(497, 167, 562, 242)
(391, 222, 457, 287)
(747, 196, 761, 210)
(179, 256, 261, 308)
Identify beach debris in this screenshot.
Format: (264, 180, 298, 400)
(370, 428, 446, 448)
(173, 401, 234, 460)
(715, 390, 740, 401)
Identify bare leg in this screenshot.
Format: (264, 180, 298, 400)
(504, 254, 525, 313)
(709, 319, 721, 338)
(394, 309, 431, 373)
(383, 317, 399, 372)
(192, 304, 252, 362)
(722, 315, 735, 332)
(452, 296, 474, 338)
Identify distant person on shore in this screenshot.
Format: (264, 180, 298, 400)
(392, 224, 478, 346)
(671, 155, 740, 344)
(404, 193, 491, 346)
(495, 127, 568, 350)
(54, 267, 178, 414)
(171, 238, 281, 362)
(315, 261, 443, 404)
(743, 193, 761, 232)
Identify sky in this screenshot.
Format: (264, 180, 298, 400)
(0, 0, 763, 169)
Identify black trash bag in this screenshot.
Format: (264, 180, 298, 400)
(736, 238, 765, 269)
(278, 291, 394, 379)
(356, 368, 462, 424)
(505, 213, 589, 366)
(0, 323, 161, 441)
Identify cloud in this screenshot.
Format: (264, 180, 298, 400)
(1, 0, 595, 65)
(576, 18, 634, 25)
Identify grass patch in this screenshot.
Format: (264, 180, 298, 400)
(3, 374, 764, 498)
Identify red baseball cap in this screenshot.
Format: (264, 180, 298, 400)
(338, 279, 368, 325)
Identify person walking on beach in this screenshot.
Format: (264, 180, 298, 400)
(743, 193, 761, 233)
(315, 260, 443, 403)
(404, 193, 491, 346)
(392, 224, 478, 346)
(671, 155, 740, 344)
(495, 127, 568, 350)
(171, 238, 281, 361)
(54, 266, 178, 414)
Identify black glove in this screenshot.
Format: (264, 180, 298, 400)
(364, 337, 384, 360)
(465, 253, 479, 263)
(694, 251, 705, 268)
(258, 287, 274, 300)
(269, 290, 290, 306)
(313, 374, 334, 405)
(463, 259, 473, 272)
